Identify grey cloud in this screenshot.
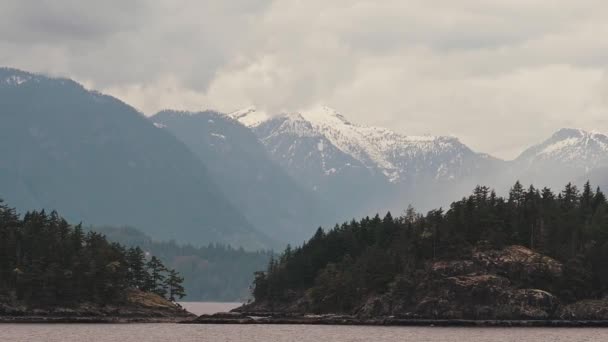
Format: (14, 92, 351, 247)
(1, 0, 608, 158)
(0, 0, 276, 89)
(0, 0, 148, 42)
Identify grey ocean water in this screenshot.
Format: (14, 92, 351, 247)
(179, 302, 242, 316)
(3, 324, 608, 342)
(2, 303, 608, 342)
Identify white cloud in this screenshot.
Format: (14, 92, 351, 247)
(1, 0, 608, 159)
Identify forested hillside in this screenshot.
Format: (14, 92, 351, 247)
(96, 226, 272, 301)
(247, 181, 608, 318)
(0, 68, 269, 249)
(0, 200, 185, 306)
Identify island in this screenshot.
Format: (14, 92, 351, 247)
(189, 182, 608, 326)
(0, 200, 194, 323)
(1, 289, 193, 323)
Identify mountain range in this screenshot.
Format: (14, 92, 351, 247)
(151, 110, 331, 243)
(2, 67, 608, 248)
(0, 68, 270, 249)
(513, 128, 608, 188)
(229, 106, 608, 214)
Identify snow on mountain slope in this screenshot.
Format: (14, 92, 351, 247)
(0, 68, 67, 87)
(228, 107, 270, 127)
(253, 113, 369, 181)
(510, 128, 608, 189)
(231, 105, 495, 184)
(299, 106, 397, 179)
(517, 128, 608, 167)
(2, 74, 32, 86)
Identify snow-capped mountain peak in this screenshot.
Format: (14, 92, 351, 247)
(518, 128, 608, 165)
(228, 106, 270, 127)
(509, 128, 608, 189)
(232, 105, 486, 184)
(293, 106, 400, 174)
(515, 128, 608, 186)
(299, 105, 353, 126)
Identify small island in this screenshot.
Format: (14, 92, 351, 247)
(0, 200, 194, 323)
(191, 182, 608, 326)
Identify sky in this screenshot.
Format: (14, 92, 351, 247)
(1, 0, 608, 159)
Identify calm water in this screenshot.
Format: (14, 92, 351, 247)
(179, 302, 242, 316)
(3, 324, 608, 342)
(2, 303, 608, 342)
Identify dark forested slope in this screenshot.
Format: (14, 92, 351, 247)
(96, 226, 272, 301)
(0, 68, 269, 249)
(244, 181, 608, 320)
(0, 200, 191, 319)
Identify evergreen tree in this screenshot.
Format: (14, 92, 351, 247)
(250, 181, 608, 312)
(146, 256, 168, 297)
(0, 200, 185, 305)
(127, 247, 149, 290)
(509, 181, 525, 206)
(166, 269, 186, 301)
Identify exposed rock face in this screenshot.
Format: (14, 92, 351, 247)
(471, 245, 563, 283)
(559, 299, 608, 320)
(376, 246, 562, 319)
(240, 245, 602, 321)
(235, 291, 312, 315)
(403, 245, 564, 320)
(430, 260, 477, 277)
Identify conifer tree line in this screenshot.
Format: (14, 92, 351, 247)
(253, 182, 608, 312)
(0, 200, 185, 305)
(97, 226, 272, 301)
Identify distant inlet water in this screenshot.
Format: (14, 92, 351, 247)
(179, 302, 242, 316)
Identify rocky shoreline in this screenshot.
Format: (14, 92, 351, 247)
(185, 312, 608, 327)
(193, 245, 608, 327)
(0, 290, 195, 324)
(0, 316, 189, 324)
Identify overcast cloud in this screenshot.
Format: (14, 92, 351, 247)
(2, 0, 608, 159)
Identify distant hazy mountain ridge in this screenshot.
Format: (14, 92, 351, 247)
(2, 67, 607, 248)
(0, 67, 270, 249)
(512, 128, 608, 189)
(231, 106, 505, 213)
(151, 110, 333, 243)
(231, 106, 497, 184)
(517, 128, 608, 165)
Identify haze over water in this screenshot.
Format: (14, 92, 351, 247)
(179, 302, 241, 316)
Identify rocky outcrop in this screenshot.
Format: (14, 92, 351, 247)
(236, 245, 598, 321)
(188, 311, 608, 327)
(559, 299, 608, 320)
(234, 289, 314, 315)
(420, 246, 563, 319)
(472, 245, 563, 284)
(342, 245, 565, 320)
(0, 290, 195, 323)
